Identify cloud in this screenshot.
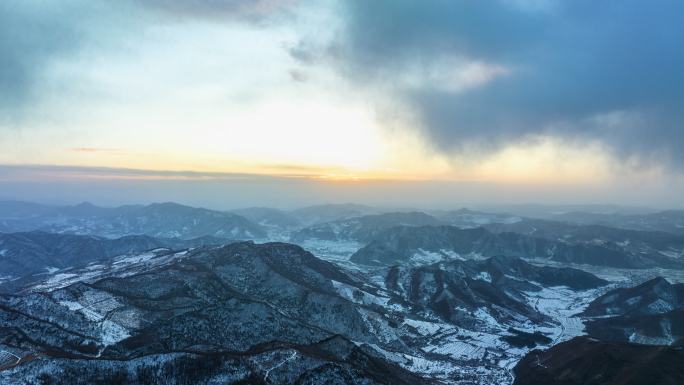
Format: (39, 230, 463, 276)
(4, 0, 683, 172)
(0, 0, 296, 122)
(323, 0, 684, 167)
(0, 2, 84, 115)
(70, 147, 126, 154)
(0, 164, 267, 181)
(134, 0, 296, 23)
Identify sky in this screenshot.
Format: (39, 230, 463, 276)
(1, 0, 683, 208)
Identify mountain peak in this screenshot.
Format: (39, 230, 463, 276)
(73, 201, 96, 208)
(638, 276, 672, 290)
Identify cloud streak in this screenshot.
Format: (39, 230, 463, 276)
(3, 164, 683, 209)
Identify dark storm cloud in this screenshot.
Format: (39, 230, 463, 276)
(330, 0, 684, 166)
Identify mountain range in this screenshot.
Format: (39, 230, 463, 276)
(0, 231, 226, 289)
(1, 200, 684, 384)
(350, 225, 684, 269)
(0, 239, 611, 384)
(0, 201, 266, 240)
(583, 277, 684, 345)
(290, 212, 443, 243)
(547, 210, 684, 236)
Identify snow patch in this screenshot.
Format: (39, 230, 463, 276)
(331, 280, 390, 307)
(113, 252, 156, 266)
(475, 271, 492, 283)
(100, 320, 130, 346)
(411, 249, 444, 264)
(402, 318, 442, 336)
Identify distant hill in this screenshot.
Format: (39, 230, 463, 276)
(230, 207, 302, 228)
(0, 201, 266, 240)
(350, 225, 684, 269)
(291, 211, 443, 243)
(435, 208, 522, 227)
(549, 210, 684, 236)
(0, 231, 226, 281)
(289, 203, 379, 226)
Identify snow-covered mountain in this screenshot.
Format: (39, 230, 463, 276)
(350, 226, 684, 269)
(381, 255, 605, 328)
(0, 241, 611, 384)
(583, 277, 684, 344)
(0, 231, 226, 290)
(2, 201, 684, 384)
(484, 218, 684, 258)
